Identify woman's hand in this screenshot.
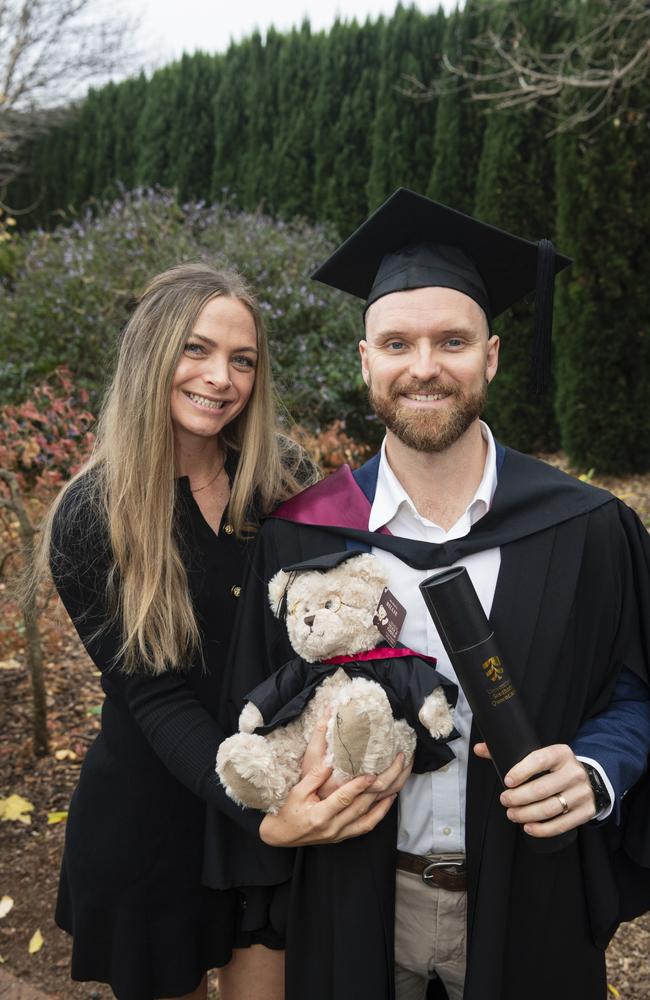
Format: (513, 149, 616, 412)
(369, 753, 413, 800)
(258, 719, 403, 848)
(304, 714, 414, 801)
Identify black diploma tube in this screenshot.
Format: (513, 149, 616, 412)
(420, 565, 576, 851)
(419, 565, 539, 782)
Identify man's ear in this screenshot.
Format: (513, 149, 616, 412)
(268, 570, 290, 618)
(359, 339, 370, 387)
(486, 334, 500, 384)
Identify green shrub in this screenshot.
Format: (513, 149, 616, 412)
(0, 190, 374, 437)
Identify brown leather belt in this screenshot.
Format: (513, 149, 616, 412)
(396, 851, 467, 892)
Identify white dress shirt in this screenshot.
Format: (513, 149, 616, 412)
(369, 422, 500, 855)
(368, 422, 612, 857)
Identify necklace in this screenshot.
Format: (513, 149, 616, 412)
(190, 460, 225, 494)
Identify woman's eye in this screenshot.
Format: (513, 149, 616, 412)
(232, 355, 256, 369)
(184, 341, 204, 356)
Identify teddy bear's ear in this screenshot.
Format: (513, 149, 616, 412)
(268, 570, 291, 618)
(351, 553, 388, 589)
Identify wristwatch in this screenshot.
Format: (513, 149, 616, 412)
(582, 763, 612, 814)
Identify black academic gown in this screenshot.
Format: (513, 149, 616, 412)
(245, 650, 460, 775)
(216, 446, 650, 1000)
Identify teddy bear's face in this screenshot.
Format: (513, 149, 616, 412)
(279, 558, 388, 663)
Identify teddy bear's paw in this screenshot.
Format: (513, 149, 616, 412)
(392, 718, 417, 764)
(419, 687, 455, 739)
(238, 701, 264, 734)
(216, 734, 288, 813)
(327, 679, 397, 776)
(328, 700, 373, 777)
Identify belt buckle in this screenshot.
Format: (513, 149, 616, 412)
(422, 855, 466, 885)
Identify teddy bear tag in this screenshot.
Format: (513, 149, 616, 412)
(373, 588, 406, 646)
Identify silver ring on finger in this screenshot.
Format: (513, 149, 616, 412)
(556, 793, 569, 816)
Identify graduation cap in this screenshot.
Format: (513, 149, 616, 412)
(281, 550, 362, 574)
(273, 551, 365, 621)
(311, 188, 572, 392)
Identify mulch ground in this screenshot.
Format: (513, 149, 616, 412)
(0, 454, 648, 999)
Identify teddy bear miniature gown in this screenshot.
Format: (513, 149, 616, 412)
(50, 463, 282, 1000)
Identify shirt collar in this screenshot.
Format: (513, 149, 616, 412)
(368, 421, 498, 532)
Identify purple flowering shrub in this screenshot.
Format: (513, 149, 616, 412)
(0, 190, 375, 439)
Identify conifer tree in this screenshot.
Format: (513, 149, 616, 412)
(24, 116, 80, 226)
(323, 68, 377, 233)
(366, 6, 446, 209)
(265, 22, 319, 219)
(428, 0, 488, 212)
(474, 0, 562, 452)
(211, 42, 253, 204)
(313, 18, 383, 229)
(239, 30, 279, 210)
(134, 65, 179, 188)
(72, 88, 103, 207)
(92, 82, 118, 200)
(114, 73, 148, 191)
(555, 11, 650, 472)
(170, 53, 220, 202)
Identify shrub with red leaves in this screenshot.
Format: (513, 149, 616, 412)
(0, 367, 95, 499)
(293, 420, 373, 473)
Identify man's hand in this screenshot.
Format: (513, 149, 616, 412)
(474, 741, 596, 837)
(258, 718, 403, 848)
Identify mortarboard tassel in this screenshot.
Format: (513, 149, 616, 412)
(533, 238, 556, 393)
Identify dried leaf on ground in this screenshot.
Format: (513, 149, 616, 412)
(0, 794, 34, 824)
(27, 929, 43, 954)
(46, 811, 68, 825)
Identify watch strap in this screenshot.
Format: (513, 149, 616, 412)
(582, 762, 612, 814)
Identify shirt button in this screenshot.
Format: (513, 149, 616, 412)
(442, 826, 452, 836)
(223, 523, 234, 535)
(231, 585, 242, 598)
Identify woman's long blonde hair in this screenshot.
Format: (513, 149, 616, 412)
(38, 262, 312, 675)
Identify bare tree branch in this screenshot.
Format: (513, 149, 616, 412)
(0, 0, 139, 192)
(0, 467, 49, 754)
(407, 0, 650, 135)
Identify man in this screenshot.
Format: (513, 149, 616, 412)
(222, 190, 650, 1000)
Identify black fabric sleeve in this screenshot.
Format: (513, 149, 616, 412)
(204, 518, 303, 889)
(50, 486, 262, 835)
(246, 657, 313, 723)
(221, 519, 297, 730)
(615, 502, 650, 686)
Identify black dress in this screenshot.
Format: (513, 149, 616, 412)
(51, 471, 276, 1000)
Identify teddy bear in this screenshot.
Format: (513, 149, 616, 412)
(216, 551, 459, 814)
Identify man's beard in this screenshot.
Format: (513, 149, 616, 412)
(367, 378, 487, 453)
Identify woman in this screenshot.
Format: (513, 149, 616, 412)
(38, 262, 312, 1000)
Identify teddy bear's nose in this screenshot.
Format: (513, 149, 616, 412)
(304, 614, 315, 628)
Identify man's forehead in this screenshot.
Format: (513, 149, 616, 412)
(364, 285, 488, 338)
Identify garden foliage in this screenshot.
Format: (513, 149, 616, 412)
(0, 368, 95, 495)
(4, 0, 650, 471)
(0, 192, 373, 438)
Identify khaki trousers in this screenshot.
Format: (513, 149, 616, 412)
(394, 868, 467, 1000)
